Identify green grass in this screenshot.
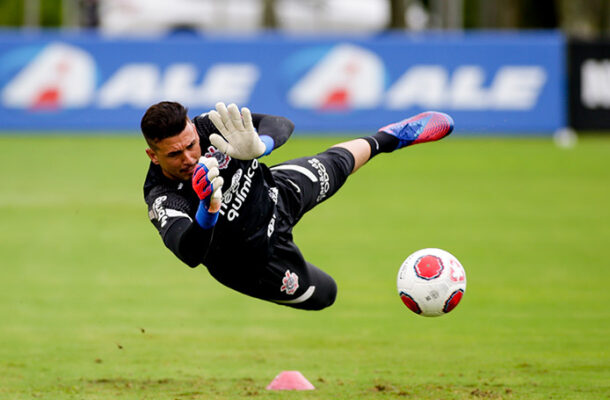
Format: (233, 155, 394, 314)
(0, 133, 608, 399)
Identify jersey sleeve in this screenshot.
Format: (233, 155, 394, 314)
(147, 191, 213, 267)
(251, 113, 295, 150)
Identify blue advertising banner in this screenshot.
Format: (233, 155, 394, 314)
(0, 30, 565, 133)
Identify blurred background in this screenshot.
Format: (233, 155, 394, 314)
(0, 0, 609, 135)
(5, 0, 610, 36)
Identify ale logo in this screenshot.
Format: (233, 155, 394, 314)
(1, 42, 259, 111)
(287, 44, 385, 111)
(1, 42, 96, 110)
(285, 43, 546, 111)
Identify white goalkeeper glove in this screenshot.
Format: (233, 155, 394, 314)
(208, 102, 266, 160)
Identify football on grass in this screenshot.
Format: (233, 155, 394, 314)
(397, 248, 466, 317)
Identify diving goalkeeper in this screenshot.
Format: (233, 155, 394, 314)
(142, 102, 453, 310)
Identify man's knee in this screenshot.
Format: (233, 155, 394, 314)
(284, 275, 337, 311)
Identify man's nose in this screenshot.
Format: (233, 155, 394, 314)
(185, 152, 198, 164)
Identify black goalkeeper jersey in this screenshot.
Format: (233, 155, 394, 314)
(143, 112, 294, 269)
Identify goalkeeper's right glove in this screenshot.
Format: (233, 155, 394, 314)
(191, 156, 224, 229)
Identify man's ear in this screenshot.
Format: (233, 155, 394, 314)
(145, 148, 159, 165)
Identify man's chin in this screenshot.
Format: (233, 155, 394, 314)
(166, 171, 191, 182)
(179, 168, 195, 181)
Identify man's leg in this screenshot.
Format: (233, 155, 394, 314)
(265, 235, 337, 310)
(333, 111, 454, 174)
(271, 146, 355, 226)
(207, 232, 337, 310)
(270, 110, 454, 222)
(260, 111, 454, 310)
(331, 138, 370, 173)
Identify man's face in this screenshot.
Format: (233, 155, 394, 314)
(146, 120, 201, 181)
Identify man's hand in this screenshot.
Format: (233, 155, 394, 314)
(192, 156, 224, 228)
(208, 102, 266, 160)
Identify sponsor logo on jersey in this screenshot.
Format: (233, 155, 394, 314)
(219, 159, 258, 221)
(414, 255, 444, 280)
(204, 146, 231, 169)
(267, 213, 276, 237)
(280, 270, 299, 295)
(149, 195, 191, 227)
(150, 196, 168, 227)
(268, 187, 278, 204)
(307, 158, 330, 202)
(224, 169, 243, 198)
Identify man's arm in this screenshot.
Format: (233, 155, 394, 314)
(162, 218, 214, 268)
(147, 192, 213, 268)
(147, 158, 222, 268)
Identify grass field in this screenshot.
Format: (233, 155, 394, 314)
(0, 133, 608, 399)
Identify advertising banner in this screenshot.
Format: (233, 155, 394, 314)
(0, 30, 565, 133)
(569, 40, 610, 130)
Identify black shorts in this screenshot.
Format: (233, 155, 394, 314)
(264, 146, 355, 310)
(210, 147, 354, 310)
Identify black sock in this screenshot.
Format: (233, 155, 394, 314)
(361, 132, 399, 159)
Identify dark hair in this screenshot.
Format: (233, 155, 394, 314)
(141, 101, 189, 147)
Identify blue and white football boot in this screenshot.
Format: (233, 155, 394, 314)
(379, 112, 454, 149)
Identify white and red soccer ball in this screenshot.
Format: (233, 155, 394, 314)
(396, 248, 466, 317)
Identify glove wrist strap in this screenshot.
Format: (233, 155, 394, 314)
(195, 200, 219, 229)
(259, 135, 275, 157)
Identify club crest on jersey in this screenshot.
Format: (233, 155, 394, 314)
(280, 270, 299, 295)
(414, 255, 444, 280)
(205, 146, 231, 169)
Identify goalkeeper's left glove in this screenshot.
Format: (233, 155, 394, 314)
(192, 156, 224, 229)
(208, 102, 273, 160)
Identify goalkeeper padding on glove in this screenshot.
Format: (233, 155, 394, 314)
(191, 156, 224, 229)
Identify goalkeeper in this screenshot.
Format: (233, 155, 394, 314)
(142, 101, 453, 310)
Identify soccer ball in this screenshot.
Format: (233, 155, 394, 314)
(396, 248, 466, 317)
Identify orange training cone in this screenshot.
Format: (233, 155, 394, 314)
(266, 371, 315, 391)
